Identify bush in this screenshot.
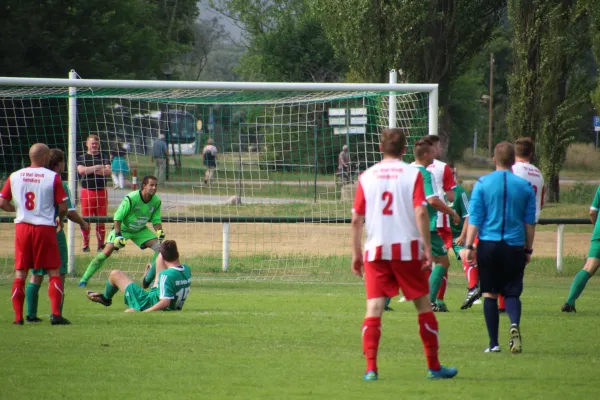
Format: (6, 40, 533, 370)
(563, 143, 600, 171)
(560, 182, 597, 204)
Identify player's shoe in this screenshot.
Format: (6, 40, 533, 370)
(50, 315, 71, 325)
(473, 298, 482, 305)
(142, 263, 153, 289)
(78, 280, 88, 288)
(363, 371, 378, 381)
(460, 286, 481, 310)
(427, 365, 458, 379)
(434, 300, 449, 312)
(82, 246, 90, 253)
(26, 316, 43, 323)
(97, 244, 105, 252)
(13, 320, 24, 325)
(484, 346, 501, 353)
(397, 296, 407, 303)
(86, 291, 112, 307)
(561, 303, 576, 313)
(509, 324, 522, 354)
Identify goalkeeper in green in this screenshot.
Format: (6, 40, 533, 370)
(78, 175, 164, 287)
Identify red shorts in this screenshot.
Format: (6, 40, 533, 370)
(364, 259, 429, 301)
(15, 223, 61, 271)
(437, 227, 453, 250)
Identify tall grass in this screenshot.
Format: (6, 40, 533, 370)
(563, 142, 600, 171)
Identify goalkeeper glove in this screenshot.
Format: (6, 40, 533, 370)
(156, 229, 165, 242)
(113, 233, 126, 249)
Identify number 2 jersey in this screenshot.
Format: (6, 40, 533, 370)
(0, 166, 67, 226)
(352, 160, 427, 262)
(147, 265, 192, 310)
(114, 190, 162, 233)
(512, 161, 544, 222)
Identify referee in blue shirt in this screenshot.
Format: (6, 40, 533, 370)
(464, 141, 536, 354)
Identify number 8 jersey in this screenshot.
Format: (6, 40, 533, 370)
(352, 160, 427, 262)
(0, 167, 67, 226)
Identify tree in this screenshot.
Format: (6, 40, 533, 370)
(177, 19, 227, 81)
(507, 0, 592, 202)
(312, 0, 506, 159)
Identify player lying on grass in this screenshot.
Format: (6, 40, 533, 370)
(561, 184, 600, 312)
(352, 128, 457, 381)
(26, 149, 90, 322)
(78, 175, 164, 287)
(86, 240, 191, 312)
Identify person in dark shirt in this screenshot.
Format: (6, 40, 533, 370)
(465, 141, 536, 354)
(77, 134, 111, 252)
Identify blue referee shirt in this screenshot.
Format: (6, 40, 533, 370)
(468, 170, 536, 246)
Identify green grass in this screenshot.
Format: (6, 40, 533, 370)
(0, 256, 599, 399)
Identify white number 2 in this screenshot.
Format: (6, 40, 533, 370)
(175, 287, 190, 309)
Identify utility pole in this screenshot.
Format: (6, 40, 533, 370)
(488, 53, 494, 158)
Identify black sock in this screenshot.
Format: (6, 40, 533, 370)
(504, 296, 521, 326)
(483, 297, 500, 348)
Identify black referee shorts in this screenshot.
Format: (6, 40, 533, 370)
(476, 240, 526, 297)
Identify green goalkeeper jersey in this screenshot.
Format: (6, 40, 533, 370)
(150, 265, 192, 310)
(414, 165, 438, 232)
(449, 185, 469, 236)
(114, 190, 162, 233)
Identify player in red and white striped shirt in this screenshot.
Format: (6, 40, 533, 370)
(351, 128, 457, 381)
(0, 143, 71, 325)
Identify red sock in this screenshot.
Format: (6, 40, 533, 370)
(11, 278, 25, 323)
(362, 317, 381, 373)
(437, 271, 448, 300)
(467, 265, 479, 289)
(48, 276, 64, 316)
(81, 227, 90, 247)
(498, 294, 505, 310)
(418, 312, 441, 370)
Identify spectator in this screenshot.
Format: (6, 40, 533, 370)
(202, 138, 218, 185)
(152, 134, 168, 183)
(111, 148, 130, 190)
(338, 145, 350, 184)
(77, 134, 111, 253)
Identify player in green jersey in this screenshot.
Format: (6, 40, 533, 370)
(562, 185, 600, 312)
(25, 149, 89, 323)
(413, 139, 460, 312)
(78, 175, 165, 287)
(86, 240, 191, 312)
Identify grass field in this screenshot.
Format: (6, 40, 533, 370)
(1, 257, 599, 400)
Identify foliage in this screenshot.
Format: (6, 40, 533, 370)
(177, 19, 227, 81)
(0, 0, 198, 79)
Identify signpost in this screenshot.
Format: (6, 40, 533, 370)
(594, 116, 600, 149)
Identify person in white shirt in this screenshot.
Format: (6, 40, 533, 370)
(202, 138, 218, 186)
(351, 128, 458, 381)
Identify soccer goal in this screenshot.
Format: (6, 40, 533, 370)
(0, 70, 438, 281)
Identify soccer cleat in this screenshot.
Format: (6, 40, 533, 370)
(460, 286, 482, 310)
(86, 291, 112, 307)
(384, 305, 394, 311)
(142, 263, 152, 289)
(434, 300, 449, 312)
(363, 371, 378, 381)
(509, 324, 522, 354)
(50, 315, 71, 325)
(78, 280, 88, 288)
(397, 296, 407, 303)
(484, 346, 501, 353)
(561, 303, 576, 313)
(427, 365, 458, 380)
(13, 320, 24, 325)
(97, 244, 105, 252)
(26, 316, 43, 323)
(82, 246, 90, 253)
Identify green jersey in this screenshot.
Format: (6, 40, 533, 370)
(414, 165, 438, 232)
(114, 190, 162, 233)
(153, 265, 192, 311)
(449, 185, 469, 236)
(56, 181, 75, 244)
(591, 186, 600, 241)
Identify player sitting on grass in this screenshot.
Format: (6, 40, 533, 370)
(86, 240, 191, 312)
(78, 175, 164, 287)
(561, 184, 600, 312)
(26, 149, 90, 322)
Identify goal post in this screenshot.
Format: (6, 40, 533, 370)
(0, 73, 438, 281)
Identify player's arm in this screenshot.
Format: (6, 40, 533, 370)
(0, 179, 15, 211)
(351, 179, 366, 277)
(94, 155, 112, 176)
(67, 210, 88, 230)
(0, 197, 15, 212)
(465, 180, 484, 252)
(77, 156, 103, 175)
(142, 298, 170, 312)
(413, 173, 432, 269)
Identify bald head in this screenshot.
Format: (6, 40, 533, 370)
(493, 141, 515, 169)
(29, 143, 50, 167)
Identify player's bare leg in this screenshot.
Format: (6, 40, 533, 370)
(12, 269, 29, 325)
(79, 243, 117, 287)
(362, 297, 385, 380)
(412, 294, 457, 379)
(47, 268, 70, 325)
(25, 273, 44, 323)
(563, 257, 600, 312)
(142, 239, 160, 289)
(87, 269, 134, 307)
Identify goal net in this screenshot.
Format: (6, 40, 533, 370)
(0, 75, 437, 282)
